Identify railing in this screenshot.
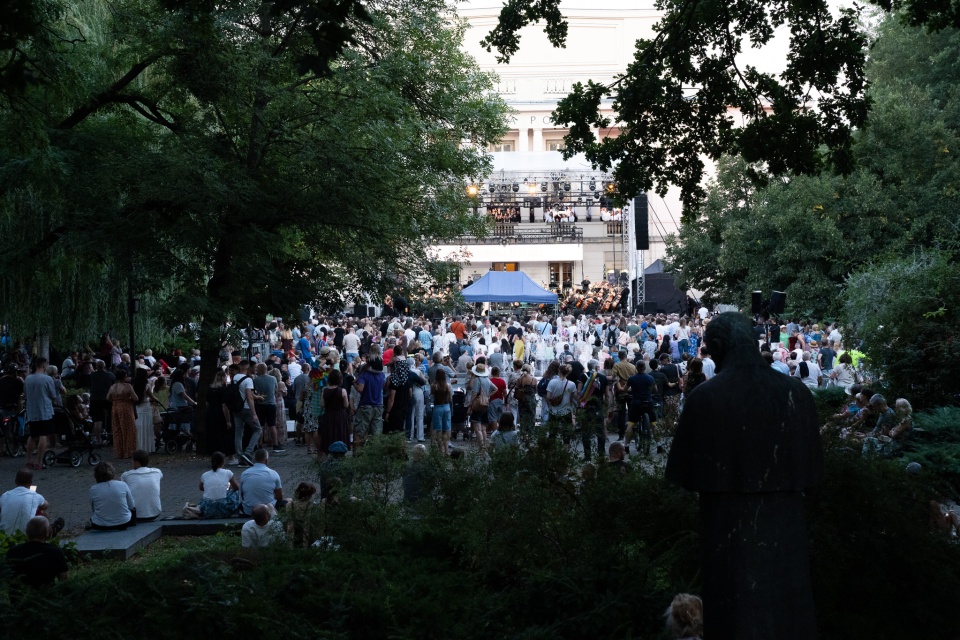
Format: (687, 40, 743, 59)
(606, 221, 623, 235)
(448, 223, 584, 245)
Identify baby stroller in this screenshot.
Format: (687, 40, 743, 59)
(43, 407, 101, 468)
(159, 407, 194, 453)
(451, 389, 470, 440)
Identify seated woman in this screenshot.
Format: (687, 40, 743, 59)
(489, 412, 520, 448)
(197, 451, 240, 518)
(89, 462, 136, 530)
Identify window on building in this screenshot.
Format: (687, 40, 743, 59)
(489, 142, 514, 152)
(545, 140, 565, 152)
(549, 262, 574, 289)
(492, 262, 519, 272)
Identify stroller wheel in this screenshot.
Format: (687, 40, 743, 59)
(42, 450, 56, 468)
(70, 451, 83, 467)
(164, 440, 180, 454)
(88, 452, 101, 465)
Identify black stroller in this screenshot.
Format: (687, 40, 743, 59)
(43, 407, 101, 468)
(159, 407, 194, 453)
(451, 389, 470, 440)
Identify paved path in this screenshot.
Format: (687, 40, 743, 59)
(0, 443, 322, 539)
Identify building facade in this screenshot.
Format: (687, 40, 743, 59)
(435, 1, 685, 309)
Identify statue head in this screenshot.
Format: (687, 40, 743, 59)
(703, 312, 756, 372)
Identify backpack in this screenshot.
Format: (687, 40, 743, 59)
(606, 327, 618, 347)
(579, 371, 601, 407)
(225, 375, 249, 412)
(537, 375, 551, 398)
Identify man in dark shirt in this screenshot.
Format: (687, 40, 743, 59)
(88, 360, 116, 444)
(6, 516, 68, 589)
(625, 363, 657, 454)
(0, 365, 24, 410)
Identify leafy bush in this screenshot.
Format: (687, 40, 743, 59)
(2, 436, 959, 639)
(843, 250, 960, 409)
(811, 386, 850, 425)
(807, 447, 960, 639)
(903, 406, 960, 497)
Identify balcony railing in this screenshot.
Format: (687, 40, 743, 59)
(448, 222, 584, 245)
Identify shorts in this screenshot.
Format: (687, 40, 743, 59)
(628, 403, 655, 424)
(432, 404, 452, 432)
(353, 405, 383, 437)
(256, 403, 277, 427)
(487, 398, 504, 424)
(28, 418, 55, 437)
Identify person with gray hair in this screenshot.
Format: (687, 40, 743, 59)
(793, 349, 822, 389)
(666, 312, 823, 639)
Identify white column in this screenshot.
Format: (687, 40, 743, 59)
(516, 127, 529, 152)
(532, 127, 543, 152)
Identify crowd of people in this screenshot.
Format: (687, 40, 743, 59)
(2, 294, 956, 627)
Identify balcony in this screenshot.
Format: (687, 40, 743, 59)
(450, 222, 583, 245)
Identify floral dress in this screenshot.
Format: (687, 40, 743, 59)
(302, 372, 327, 433)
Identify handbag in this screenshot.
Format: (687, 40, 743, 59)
(469, 381, 489, 413)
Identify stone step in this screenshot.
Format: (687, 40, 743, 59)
(73, 518, 246, 560)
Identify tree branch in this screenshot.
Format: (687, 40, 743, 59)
(56, 53, 164, 129)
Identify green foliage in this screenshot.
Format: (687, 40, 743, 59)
(811, 386, 850, 425)
(0, 0, 509, 352)
(904, 406, 960, 494)
(667, 17, 960, 315)
(843, 250, 960, 409)
(807, 447, 960, 639)
(3, 437, 960, 639)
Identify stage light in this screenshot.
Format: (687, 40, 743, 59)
(605, 181, 616, 193)
(528, 183, 538, 195)
(589, 181, 596, 191)
(540, 182, 547, 192)
(563, 182, 571, 191)
(488, 183, 496, 193)
(466, 184, 479, 197)
(512, 183, 519, 192)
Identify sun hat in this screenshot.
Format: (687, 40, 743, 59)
(471, 363, 489, 377)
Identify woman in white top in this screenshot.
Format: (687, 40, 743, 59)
(198, 452, 240, 518)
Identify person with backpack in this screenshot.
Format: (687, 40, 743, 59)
(545, 364, 577, 441)
(537, 360, 560, 428)
(576, 360, 607, 460)
(658, 353, 683, 435)
(513, 364, 538, 435)
(227, 361, 262, 466)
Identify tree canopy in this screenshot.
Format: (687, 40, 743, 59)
(664, 16, 960, 316)
(0, 0, 509, 348)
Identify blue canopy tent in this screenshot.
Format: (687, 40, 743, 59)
(461, 271, 559, 304)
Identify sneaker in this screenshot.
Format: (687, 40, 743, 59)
(239, 453, 253, 466)
(226, 457, 239, 466)
(273, 446, 286, 453)
(51, 517, 65, 538)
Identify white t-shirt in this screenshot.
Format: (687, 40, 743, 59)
(235, 375, 255, 409)
(794, 361, 823, 388)
(201, 468, 235, 500)
(0, 486, 46, 535)
(702, 357, 716, 380)
(121, 467, 163, 519)
(342, 333, 361, 354)
(241, 518, 284, 548)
